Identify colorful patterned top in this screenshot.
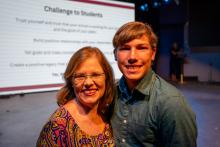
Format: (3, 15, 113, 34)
(37, 107, 115, 147)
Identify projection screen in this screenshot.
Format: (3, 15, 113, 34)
(0, 0, 134, 95)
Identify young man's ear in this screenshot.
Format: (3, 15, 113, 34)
(151, 47, 157, 61)
(113, 48, 117, 61)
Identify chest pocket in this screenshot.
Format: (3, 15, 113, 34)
(128, 101, 156, 143)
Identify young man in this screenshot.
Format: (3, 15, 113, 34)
(111, 21, 197, 147)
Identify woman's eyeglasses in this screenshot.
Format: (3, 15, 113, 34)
(73, 73, 105, 84)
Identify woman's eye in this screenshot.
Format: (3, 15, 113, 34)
(74, 74, 85, 78)
(79, 75, 86, 78)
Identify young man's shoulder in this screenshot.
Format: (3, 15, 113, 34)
(152, 75, 193, 114)
(154, 74, 184, 99)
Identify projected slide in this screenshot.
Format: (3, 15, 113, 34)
(0, 0, 134, 95)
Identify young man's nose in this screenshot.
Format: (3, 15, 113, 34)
(128, 48, 138, 63)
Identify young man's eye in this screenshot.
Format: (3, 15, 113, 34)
(137, 46, 149, 50)
(118, 46, 130, 51)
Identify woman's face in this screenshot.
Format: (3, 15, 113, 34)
(72, 57, 106, 109)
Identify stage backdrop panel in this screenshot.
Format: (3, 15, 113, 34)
(0, 0, 134, 95)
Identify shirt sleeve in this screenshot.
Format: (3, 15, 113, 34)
(158, 95, 197, 147)
(36, 119, 70, 147)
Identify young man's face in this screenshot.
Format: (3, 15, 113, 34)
(115, 35, 156, 88)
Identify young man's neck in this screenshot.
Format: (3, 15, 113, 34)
(126, 79, 139, 91)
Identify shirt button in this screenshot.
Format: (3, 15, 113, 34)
(123, 119, 127, 124)
(122, 138, 126, 143)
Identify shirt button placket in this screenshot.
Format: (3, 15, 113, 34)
(121, 103, 129, 144)
(122, 138, 126, 143)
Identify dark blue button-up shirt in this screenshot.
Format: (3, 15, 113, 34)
(111, 69, 197, 147)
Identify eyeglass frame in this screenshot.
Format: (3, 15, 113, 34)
(72, 72, 105, 84)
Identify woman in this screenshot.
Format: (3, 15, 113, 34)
(37, 46, 115, 147)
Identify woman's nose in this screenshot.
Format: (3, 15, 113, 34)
(83, 76, 94, 87)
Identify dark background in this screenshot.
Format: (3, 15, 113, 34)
(116, 0, 220, 82)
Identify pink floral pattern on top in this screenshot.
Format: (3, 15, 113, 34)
(37, 107, 115, 147)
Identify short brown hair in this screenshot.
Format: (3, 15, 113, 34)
(113, 21, 158, 50)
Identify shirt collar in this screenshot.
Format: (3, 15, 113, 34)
(118, 76, 131, 101)
(136, 69, 155, 95)
(118, 69, 155, 100)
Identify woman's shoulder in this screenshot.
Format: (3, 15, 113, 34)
(37, 107, 76, 146)
(49, 107, 74, 125)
